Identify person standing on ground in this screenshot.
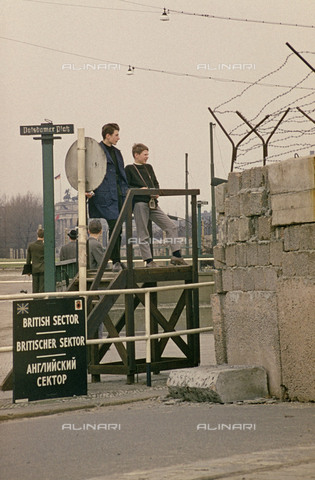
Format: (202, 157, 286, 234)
(26, 227, 45, 293)
(59, 229, 78, 261)
(87, 219, 106, 338)
(125, 143, 187, 268)
(86, 123, 128, 272)
(87, 219, 105, 270)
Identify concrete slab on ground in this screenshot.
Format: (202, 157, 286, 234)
(167, 365, 269, 403)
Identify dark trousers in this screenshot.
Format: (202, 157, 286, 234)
(107, 219, 122, 264)
(32, 273, 44, 293)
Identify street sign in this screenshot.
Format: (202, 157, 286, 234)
(13, 297, 87, 402)
(20, 124, 74, 135)
(65, 137, 107, 191)
(20, 121, 75, 291)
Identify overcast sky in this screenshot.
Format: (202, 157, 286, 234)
(1, 0, 314, 217)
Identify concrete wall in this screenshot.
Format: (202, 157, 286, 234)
(211, 155, 315, 401)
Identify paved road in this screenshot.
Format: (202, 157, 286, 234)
(0, 271, 31, 346)
(1, 399, 314, 480)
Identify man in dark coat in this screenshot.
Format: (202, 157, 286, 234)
(59, 229, 78, 261)
(26, 228, 44, 293)
(86, 123, 128, 272)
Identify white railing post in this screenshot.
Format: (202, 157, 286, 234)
(145, 290, 151, 386)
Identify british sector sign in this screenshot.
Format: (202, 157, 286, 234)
(13, 297, 87, 402)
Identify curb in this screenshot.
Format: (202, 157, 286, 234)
(0, 393, 165, 422)
(0, 381, 169, 422)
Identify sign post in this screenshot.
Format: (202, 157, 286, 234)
(20, 122, 74, 292)
(65, 135, 107, 291)
(13, 297, 87, 402)
(77, 128, 87, 293)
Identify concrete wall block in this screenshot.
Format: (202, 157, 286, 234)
(270, 240, 284, 266)
(241, 169, 251, 189)
(282, 251, 310, 277)
(251, 166, 267, 189)
(238, 217, 253, 242)
(236, 243, 247, 267)
(284, 225, 301, 251)
(277, 277, 315, 401)
(232, 268, 244, 291)
(227, 218, 239, 243)
(240, 189, 268, 217)
(244, 268, 255, 291)
(249, 189, 268, 216)
(308, 251, 315, 277)
(271, 226, 285, 242)
(225, 244, 236, 267)
(257, 242, 270, 266)
(264, 267, 278, 291)
(232, 268, 254, 292)
(215, 183, 227, 214)
(213, 269, 224, 293)
(227, 171, 242, 195)
(252, 266, 277, 291)
(213, 245, 226, 269)
(210, 294, 227, 364)
(239, 191, 251, 217)
(222, 268, 233, 292)
(217, 216, 228, 245)
(225, 195, 241, 217)
(224, 291, 282, 397)
(284, 223, 315, 251)
(246, 242, 258, 266)
(258, 216, 272, 241)
(300, 224, 315, 250)
(253, 266, 266, 290)
(268, 155, 315, 194)
(271, 190, 315, 226)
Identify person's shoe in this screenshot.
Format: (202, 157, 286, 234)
(146, 261, 159, 268)
(170, 256, 188, 266)
(112, 262, 125, 272)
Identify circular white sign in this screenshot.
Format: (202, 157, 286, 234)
(65, 137, 107, 191)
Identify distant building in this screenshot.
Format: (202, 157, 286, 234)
(55, 191, 78, 253)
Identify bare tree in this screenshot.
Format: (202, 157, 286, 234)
(0, 193, 43, 257)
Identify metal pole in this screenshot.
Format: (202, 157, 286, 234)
(286, 42, 315, 73)
(190, 194, 200, 364)
(77, 129, 87, 292)
(197, 202, 202, 256)
(41, 133, 56, 292)
(209, 122, 217, 247)
(185, 153, 189, 256)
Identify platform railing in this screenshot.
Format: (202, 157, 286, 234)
(85, 188, 200, 303)
(0, 279, 214, 386)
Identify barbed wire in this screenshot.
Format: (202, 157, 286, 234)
(236, 129, 315, 157)
(230, 74, 314, 135)
(236, 142, 314, 168)
(224, 91, 315, 138)
(214, 52, 315, 114)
